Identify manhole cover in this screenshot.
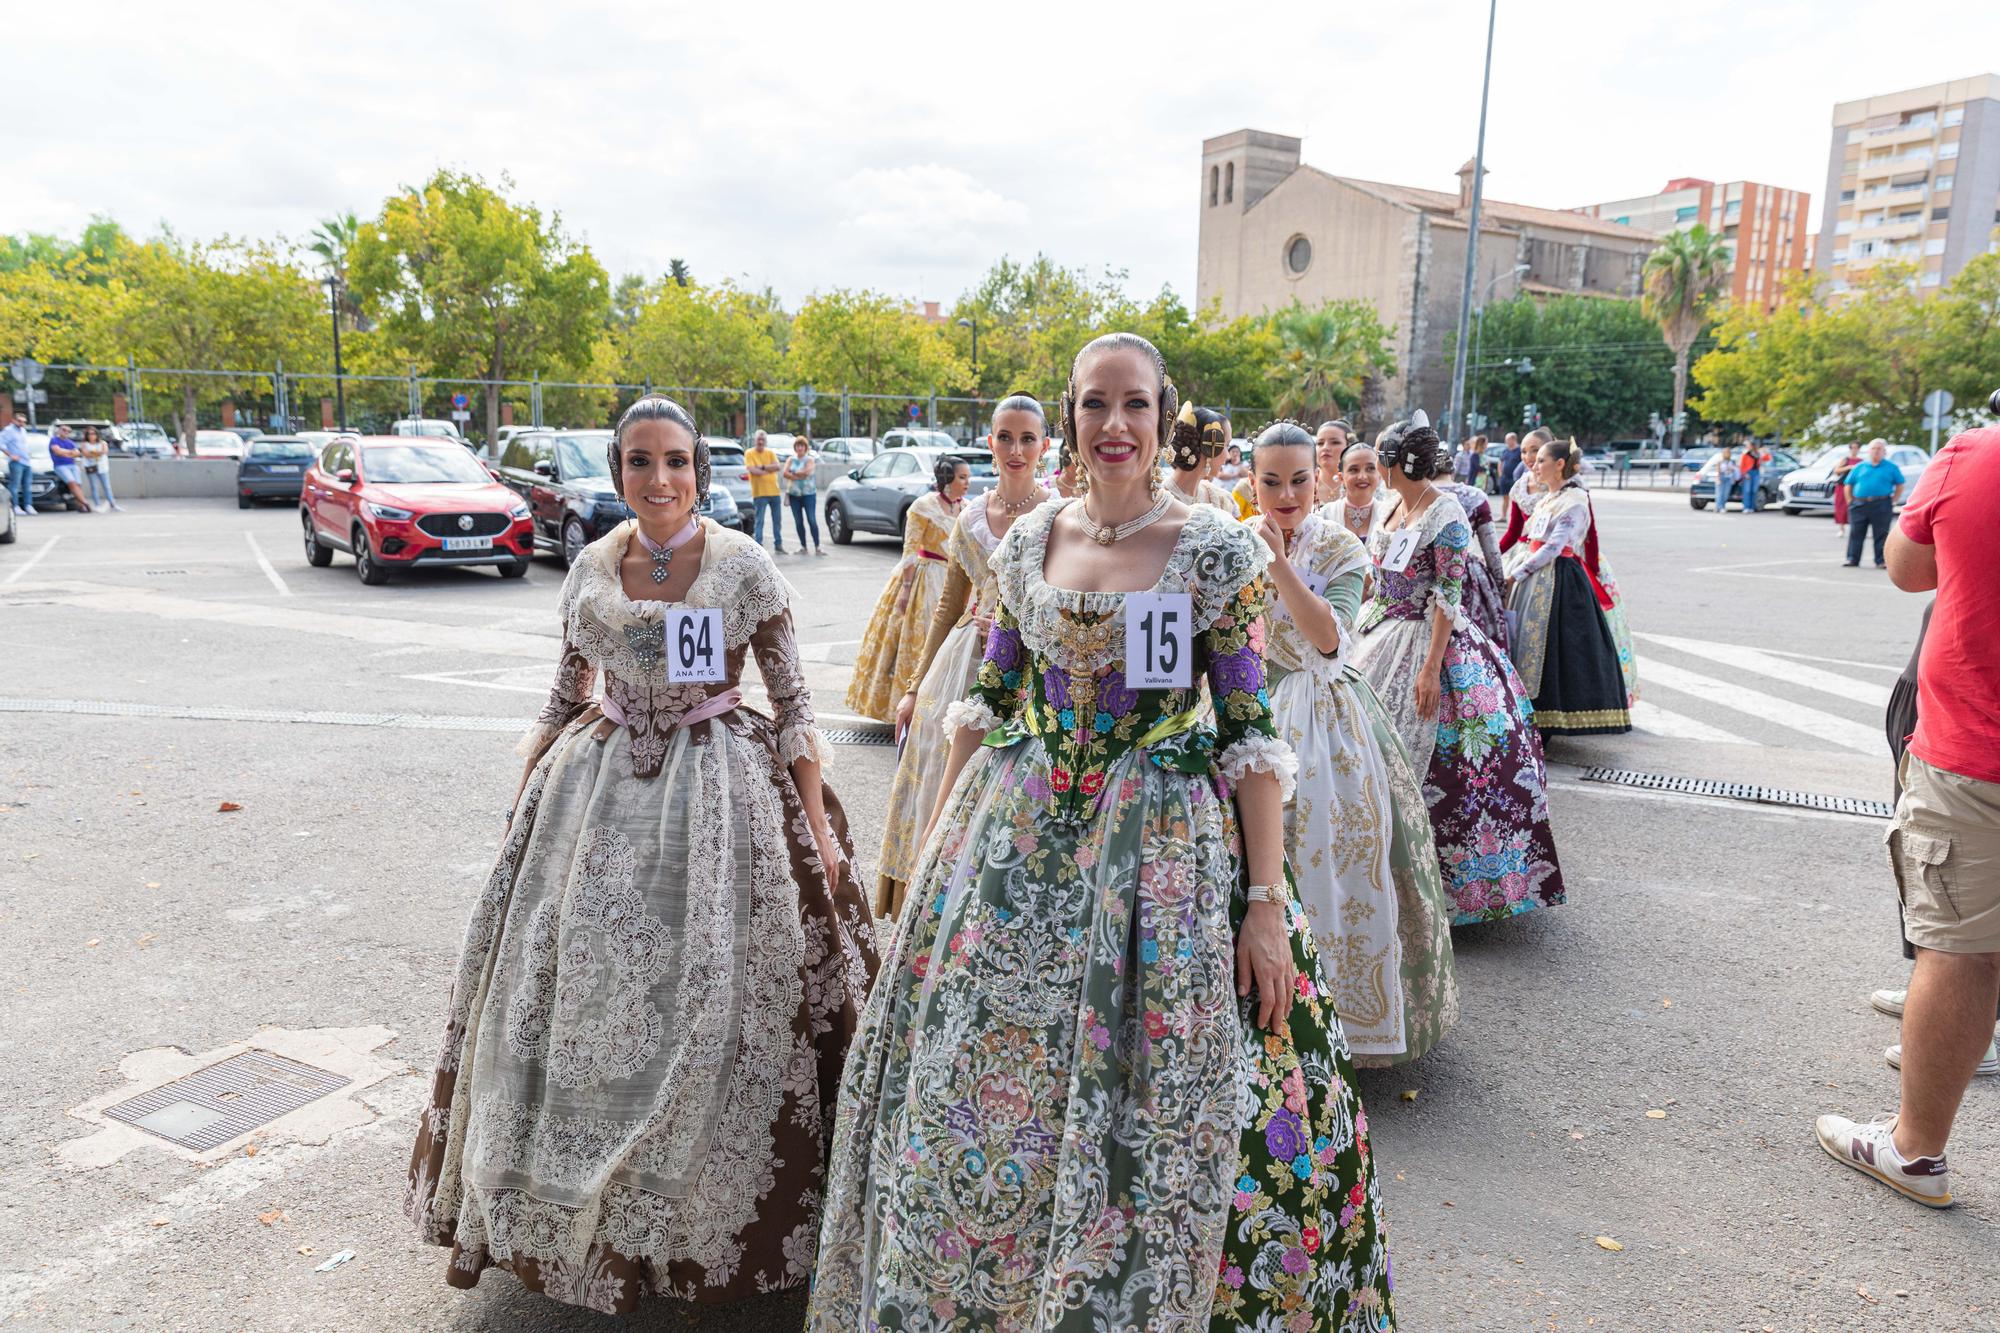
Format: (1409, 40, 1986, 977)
(1579, 767, 1895, 819)
(824, 727, 894, 747)
(102, 1050, 351, 1151)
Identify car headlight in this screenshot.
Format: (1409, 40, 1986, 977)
(509, 500, 531, 518)
(363, 501, 414, 521)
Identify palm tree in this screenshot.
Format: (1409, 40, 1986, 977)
(309, 211, 364, 329)
(1265, 299, 1397, 425)
(668, 258, 692, 288)
(1642, 225, 1732, 453)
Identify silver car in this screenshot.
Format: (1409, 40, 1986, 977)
(823, 447, 996, 544)
(1779, 444, 1931, 515)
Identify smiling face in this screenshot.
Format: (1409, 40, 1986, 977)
(1315, 423, 1350, 480)
(793, 438, 809, 456)
(1341, 444, 1379, 505)
(1255, 442, 1316, 532)
(1071, 345, 1162, 490)
(620, 418, 699, 530)
(989, 407, 1048, 480)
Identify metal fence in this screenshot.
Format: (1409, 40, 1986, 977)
(4, 357, 1277, 446)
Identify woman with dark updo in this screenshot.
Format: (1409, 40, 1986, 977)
(1350, 415, 1565, 926)
(844, 454, 969, 722)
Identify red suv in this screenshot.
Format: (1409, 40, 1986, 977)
(300, 435, 535, 584)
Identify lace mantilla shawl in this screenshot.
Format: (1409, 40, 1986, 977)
(1267, 511, 1370, 677)
(992, 499, 1271, 676)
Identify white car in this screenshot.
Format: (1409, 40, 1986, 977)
(391, 418, 465, 441)
(191, 429, 246, 459)
(1778, 444, 1931, 515)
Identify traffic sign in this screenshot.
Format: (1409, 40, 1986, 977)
(451, 410, 471, 422)
(797, 384, 817, 409)
(451, 392, 470, 410)
(8, 358, 43, 386)
(1923, 389, 1954, 418)
(11, 388, 47, 404)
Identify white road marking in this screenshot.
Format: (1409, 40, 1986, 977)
(1545, 777, 1883, 827)
(244, 530, 291, 597)
(1738, 645, 1901, 674)
(3, 533, 62, 585)
(1680, 557, 1902, 589)
(1634, 632, 1891, 707)
(1635, 657, 1884, 755)
(1627, 700, 1751, 745)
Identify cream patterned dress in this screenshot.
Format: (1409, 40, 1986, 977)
(406, 518, 879, 1313)
(1267, 512, 1458, 1063)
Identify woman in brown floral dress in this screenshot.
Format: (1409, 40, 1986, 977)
(405, 395, 879, 1314)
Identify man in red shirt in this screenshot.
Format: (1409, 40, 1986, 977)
(1818, 425, 2000, 1207)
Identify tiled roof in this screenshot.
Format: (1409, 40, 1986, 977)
(1298, 166, 1658, 242)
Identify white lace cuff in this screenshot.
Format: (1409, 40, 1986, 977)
(944, 698, 1002, 736)
(778, 722, 832, 769)
(1218, 733, 1299, 803)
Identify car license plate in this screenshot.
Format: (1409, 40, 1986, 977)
(270, 465, 299, 474)
(443, 536, 492, 552)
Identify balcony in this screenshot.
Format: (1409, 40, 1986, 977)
(1857, 151, 1933, 180)
(1854, 217, 1925, 242)
(1858, 181, 1930, 211)
(1863, 119, 1940, 148)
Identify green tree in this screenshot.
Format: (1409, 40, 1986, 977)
(618, 279, 784, 391)
(80, 233, 328, 443)
(346, 170, 608, 442)
(668, 258, 692, 287)
(1132, 290, 1279, 421)
(1642, 224, 1733, 450)
(1460, 294, 1678, 442)
(308, 211, 363, 329)
(787, 289, 969, 435)
(1264, 299, 1398, 427)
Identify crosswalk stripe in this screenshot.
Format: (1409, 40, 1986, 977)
(1628, 700, 1753, 744)
(1634, 657, 1885, 755)
(1634, 633, 1892, 708)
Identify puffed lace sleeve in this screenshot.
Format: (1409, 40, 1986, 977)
(1514, 491, 1589, 575)
(516, 565, 597, 761)
(945, 598, 1019, 737)
(750, 587, 830, 768)
(1195, 519, 1297, 801)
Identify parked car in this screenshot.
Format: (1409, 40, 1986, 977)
(390, 417, 465, 442)
(0, 489, 13, 543)
(121, 422, 175, 457)
(191, 429, 247, 459)
(1687, 447, 1804, 510)
(492, 425, 540, 455)
(878, 427, 959, 453)
(823, 447, 997, 544)
(52, 419, 125, 451)
(496, 428, 745, 567)
(299, 436, 534, 584)
(236, 436, 316, 507)
(227, 427, 265, 445)
(708, 439, 753, 525)
(1778, 444, 1931, 516)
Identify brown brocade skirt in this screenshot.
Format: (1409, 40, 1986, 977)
(405, 706, 879, 1313)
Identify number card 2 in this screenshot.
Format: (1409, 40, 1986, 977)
(1124, 592, 1193, 690)
(1379, 527, 1422, 575)
(666, 608, 726, 683)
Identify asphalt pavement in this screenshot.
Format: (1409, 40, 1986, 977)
(0, 491, 1992, 1332)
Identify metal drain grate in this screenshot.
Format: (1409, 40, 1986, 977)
(1579, 767, 1895, 819)
(145, 569, 189, 576)
(823, 727, 895, 747)
(103, 1050, 351, 1152)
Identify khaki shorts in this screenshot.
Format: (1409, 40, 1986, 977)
(1888, 753, 2000, 954)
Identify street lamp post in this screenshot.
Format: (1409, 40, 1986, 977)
(1467, 262, 1529, 430)
(957, 316, 979, 438)
(1445, 0, 1499, 443)
(324, 274, 348, 431)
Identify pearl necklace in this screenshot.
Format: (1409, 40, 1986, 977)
(990, 484, 1043, 517)
(1077, 489, 1172, 546)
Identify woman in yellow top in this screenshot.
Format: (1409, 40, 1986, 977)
(873, 395, 1050, 916)
(843, 456, 969, 722)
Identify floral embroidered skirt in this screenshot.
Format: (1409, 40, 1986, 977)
(1271, 662, 1458, 1065)
(1353, 616, 1565, 926)
(810, 739, 1395, 1332)
(406, 709, 879, 1313)
(875, 618, 985, 917)
(847, 557, 948, 722)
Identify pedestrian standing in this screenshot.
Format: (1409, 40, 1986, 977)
(1818, 422, 2000, 1208)
(1711, 442, 1739, 514)
(78, 426, 123, 512)
(1841, 438, 1904, 568)
(1498, 431, 1524, 494)
(780, 434, 823, 555)
(1831, 439, 1863, 535)
(742, 428, 785, 552)
(1453, 435, 1481, 486)
(2, 412, 31, 515)
(47, 425, 93, 512)
(1739, 440, 1772, 513)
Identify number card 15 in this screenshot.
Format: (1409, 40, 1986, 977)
(1124, 592, 1193, 690)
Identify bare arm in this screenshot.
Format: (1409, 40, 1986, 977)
(1885, 527, 1937, 593)
(1260, 526, 1340, 655)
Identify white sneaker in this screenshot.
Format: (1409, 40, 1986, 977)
(1814, 1114, 1952, 1207)
(1871, 988, 1907, 1018)
(1884, 1040, 2000, 1077)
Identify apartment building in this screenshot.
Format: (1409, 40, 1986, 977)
(1815, 74, 2000, 296)
(1575, 178, 1809, 313)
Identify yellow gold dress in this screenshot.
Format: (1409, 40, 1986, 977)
(844, 491, 961, 722)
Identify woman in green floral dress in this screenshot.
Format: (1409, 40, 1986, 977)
(810, 335, 1393, 1332)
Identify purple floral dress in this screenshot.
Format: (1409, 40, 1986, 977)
(1351, 493, 1565, 924)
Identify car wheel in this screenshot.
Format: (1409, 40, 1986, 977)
(826, 499, 853, 545)
(302, 511, 332, 567)
(353, 528, 390, 585)
(237, 494, 252, 510)
(562, 516, 588, 568)
(0, 509, 15, 545)
(1783, 505, 1802, 516)
(499, 559, 530, 579)
(1689, 497, 1708, 510)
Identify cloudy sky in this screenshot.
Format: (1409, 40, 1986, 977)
(20, 1, 1992, 307)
